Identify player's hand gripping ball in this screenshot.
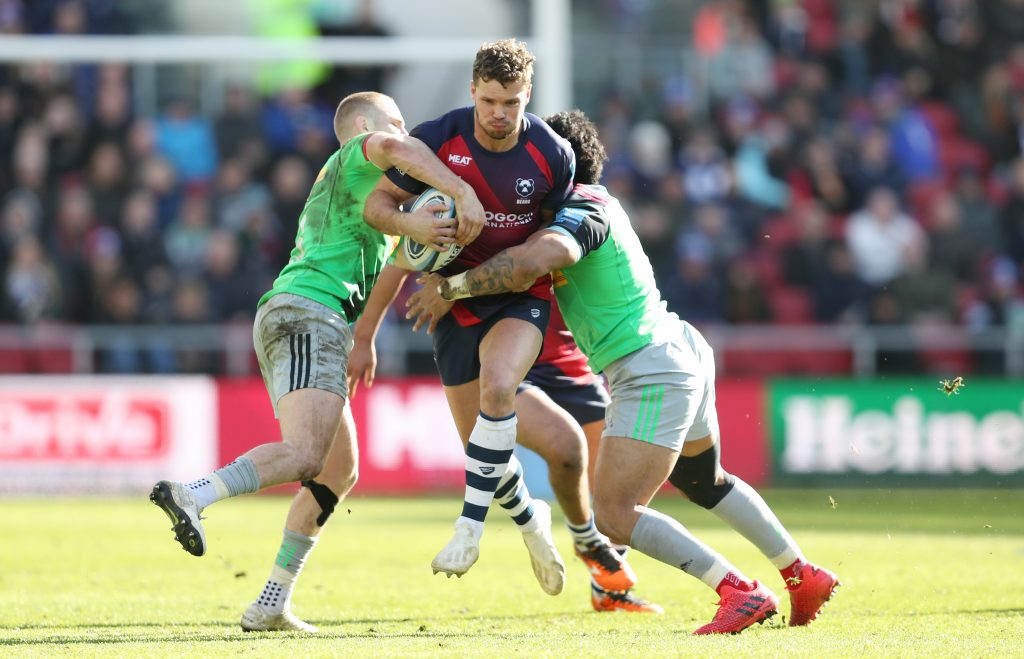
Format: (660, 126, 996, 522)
(400, 188, 463, 272)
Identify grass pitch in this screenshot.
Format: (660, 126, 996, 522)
(3, 489, 1023, 657)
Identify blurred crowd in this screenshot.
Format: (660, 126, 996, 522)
(5, 0, 1024, 375)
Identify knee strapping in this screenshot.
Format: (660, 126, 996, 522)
(301, 479, 339, 526)
(667, 443, 735, 509)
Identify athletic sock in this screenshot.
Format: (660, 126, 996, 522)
(629, 508, 748, 592)
(715, 571, 757, 597)
(257, 529, 318, 615)
(493, 455, 536, 529)
(459, 412, 516, 529)
(186, 457, 261, 511)
(708, 477, 803, 569)
(780, 558, 808, 586)
(566, 516, 604, 552)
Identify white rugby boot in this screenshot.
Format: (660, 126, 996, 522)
(149, 480, 207, 557)
(240, 602, 318, 633)
(520, 500, 566, 595)
(431, 517, 481, 577)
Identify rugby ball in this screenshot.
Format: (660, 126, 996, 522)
(399, 187, 463, 272)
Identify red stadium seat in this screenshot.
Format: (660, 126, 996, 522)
(920, 101, 960, 138)
(770, 286, 814, 325)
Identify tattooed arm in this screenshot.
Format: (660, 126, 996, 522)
(438, 229, 581, 301)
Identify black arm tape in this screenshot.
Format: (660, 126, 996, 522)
(301, 479, 339, 526)
(667, 442, 735, 509)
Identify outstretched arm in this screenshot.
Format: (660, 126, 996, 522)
(363, 133, 485, 245)
(347, 264, 411, 397)
(439, 229, 581, 300)
(403, 229, 581, 335)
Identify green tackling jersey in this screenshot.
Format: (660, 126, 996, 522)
(547, 184, 670, 373)
(259, 133, 397, 321)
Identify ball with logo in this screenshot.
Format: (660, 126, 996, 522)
(398, 188, 462, 272)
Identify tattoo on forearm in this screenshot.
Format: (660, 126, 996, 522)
(465, 254, 520, 296)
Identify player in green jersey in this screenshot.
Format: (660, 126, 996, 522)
(407, 110, 841, 635)
(149, 91, 486, 632)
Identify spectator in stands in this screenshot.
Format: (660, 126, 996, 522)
(789, 136, 852, 214)
(201, 229, 261, 321)
(165, 191, 213, 276)
(890, 240, 957, 322)
(49, 184, 97, 322)
(155, 97, 217, 186)
(846, 185, 925, 288)
(261, 87, 333, 155)
(85, 64, 132, 150)
(953, 166, 1000, 252)
(662, 234, 724, 323)
(215, 83, 263, 161)
(723, 258, 773, 324)
(871, 78, 940, 182)
(0, 189, 41, 268)
(3, 234, 61, 323)
(43, 93, 88, 181)
(137, 153, 178, 227)
(847, 126, 907, 207)
(86, 141, 127, 226)
(733, 116, 791, 211)
(268, 155, 312, 268)
(781, 200, 836, 288)
(926, 191, 980, 284)
(677, 128, 732, 207)
(213, 157, 272, 233)
(1001, 158, 1024, 262)
(119, 188, 168, 281)
(811, 242, 868, 324)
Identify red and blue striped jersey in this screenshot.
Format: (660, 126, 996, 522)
(386, 107, 575, 325)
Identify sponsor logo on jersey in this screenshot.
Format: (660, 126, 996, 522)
(448, 153, 472, 166)
(552, 269, 568, 288)
(530, 308, 540, 318)
(484, 210, 534, 227)
(515, 178, 535, 197)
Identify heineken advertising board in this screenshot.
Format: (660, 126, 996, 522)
(770, 379, 1024, 485)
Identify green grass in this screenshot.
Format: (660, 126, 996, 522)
(3, 489, 1023, 657)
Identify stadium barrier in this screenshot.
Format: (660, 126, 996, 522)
(1, 376, 1020, 495)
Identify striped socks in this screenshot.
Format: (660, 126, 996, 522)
(186, 457, 261, 511)
(493, 455, 536, 529)
(459, 412, 517, 532)
(567, 516, 604, 552)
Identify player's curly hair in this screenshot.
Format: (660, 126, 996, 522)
(544, 110, 607, 185)
(473, 39, 535, 86)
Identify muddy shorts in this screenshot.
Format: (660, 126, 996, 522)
(253, 293, 353, 416)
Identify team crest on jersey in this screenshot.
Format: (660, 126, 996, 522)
(515, 178, 535, 197)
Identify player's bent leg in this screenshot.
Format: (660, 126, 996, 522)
(671, 435, 841, 626)
(241, 405, 359, 633)
(433, 319, 544, 580)
(514, 388, 589, 526)
(244, 387, 346, 487)
(594, 435, 777, 635)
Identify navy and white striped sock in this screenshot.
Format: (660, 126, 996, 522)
(494, 455, 536, 529)
(567, 516, 604, 551)
(460, 412, 517, 528)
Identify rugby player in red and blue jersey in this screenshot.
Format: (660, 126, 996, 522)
(364, 39, 574, 592)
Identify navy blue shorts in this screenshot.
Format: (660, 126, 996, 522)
(433, 296, 551, 386)
(517, 362, 610, 425)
